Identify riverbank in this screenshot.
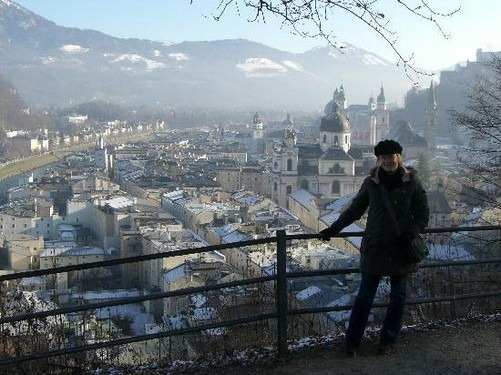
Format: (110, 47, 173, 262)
(0, 151, 71, 181)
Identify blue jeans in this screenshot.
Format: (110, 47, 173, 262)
(345, 273, 407, 348)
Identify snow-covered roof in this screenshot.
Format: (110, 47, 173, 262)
(190, 294, 207, 308)
(222, 230, 252, 244)
(164, 264, 186, 283)
(231, 190, 264, 205)
(104, 196, 134, 209)
(326, 294, 352, 322)
(57, 223, 77, 232)
(94, 303, 145, 320)
(211, 223, 240, 237)
(43, 240, 78, 249)
(296, 285, 322, 301)
(326, 192, 357, 212)
(289, 189, 315, 209)
(74, 289, 141, 302)
(192, 307, 218, 321)
(17, 276, 47, 286)
(427, 243, 474, 261)
(39, 246, 108, 257)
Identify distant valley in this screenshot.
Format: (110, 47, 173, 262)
(0, 0, 415, 111)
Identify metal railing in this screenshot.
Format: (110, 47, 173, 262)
(0, 225, 500, 368)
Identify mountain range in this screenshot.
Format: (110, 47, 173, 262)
(0, 0, 416, 111)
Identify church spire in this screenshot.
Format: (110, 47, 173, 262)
(426, 81, 437, 111)
(425, 80, 438, 149)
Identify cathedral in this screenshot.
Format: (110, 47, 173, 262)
(271, 85, 391, 207)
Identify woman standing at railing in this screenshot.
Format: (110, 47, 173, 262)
(320, 139, 429, 357)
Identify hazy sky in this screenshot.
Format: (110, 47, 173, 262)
(14, 0, 501, 71)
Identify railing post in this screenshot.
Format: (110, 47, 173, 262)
(276, 229, 288, 359)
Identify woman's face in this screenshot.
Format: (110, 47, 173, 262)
(379, 154, 399, 174)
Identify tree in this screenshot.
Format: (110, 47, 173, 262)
(449, 53, 501, 211)
(201, 0, 460, 77)
(416, 152, 431, 189)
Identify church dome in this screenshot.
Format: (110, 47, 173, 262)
(320, 103, 350, 133)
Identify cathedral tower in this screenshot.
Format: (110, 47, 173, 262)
(374, 85, 390, 142)
(271, 127, 299, 206)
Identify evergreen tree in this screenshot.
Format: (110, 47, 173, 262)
(417, 152, 431, 189)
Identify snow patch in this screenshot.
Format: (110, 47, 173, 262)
(168, 52, 189, 61)
(60, 44, 89, 54)
(282, 60, 302, 71)
(109, 53, 166, 70)
(40, 56, 59, 64)
(361, 53, 390, 66)
(236, 57, 288, 77)
(158, 40, 175, 46)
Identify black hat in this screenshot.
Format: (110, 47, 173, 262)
(374, 139, 402, 156)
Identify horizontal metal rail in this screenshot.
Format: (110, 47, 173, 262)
(0, 225, 499, 366)
(0, 275, 276, 325)
(0, 236, 278, 282)
(0, 226, 496, 282)
(0, 312, 279, 366)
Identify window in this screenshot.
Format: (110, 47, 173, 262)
(334, 135, 339, 145)
(331, 180, 340, 194)
(274, 182, 277, 191)
(287, 159, 292, 171)
(286, 185, 292, 194)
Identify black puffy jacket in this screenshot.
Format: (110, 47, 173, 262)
(330, 166, 429, 276)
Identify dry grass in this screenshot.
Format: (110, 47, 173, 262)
(0, 151, 72, 180)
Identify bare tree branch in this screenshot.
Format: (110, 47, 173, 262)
(449, 53, 501, 210)
(192, 0, 460, 80)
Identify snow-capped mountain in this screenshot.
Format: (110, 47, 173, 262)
(0, 0, 412, 110)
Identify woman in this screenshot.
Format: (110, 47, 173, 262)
(320, 139, 429, 356)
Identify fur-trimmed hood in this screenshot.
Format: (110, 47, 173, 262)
(370, 166, 417, 184)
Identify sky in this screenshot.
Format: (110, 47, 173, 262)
(13, 0, 501, 72)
